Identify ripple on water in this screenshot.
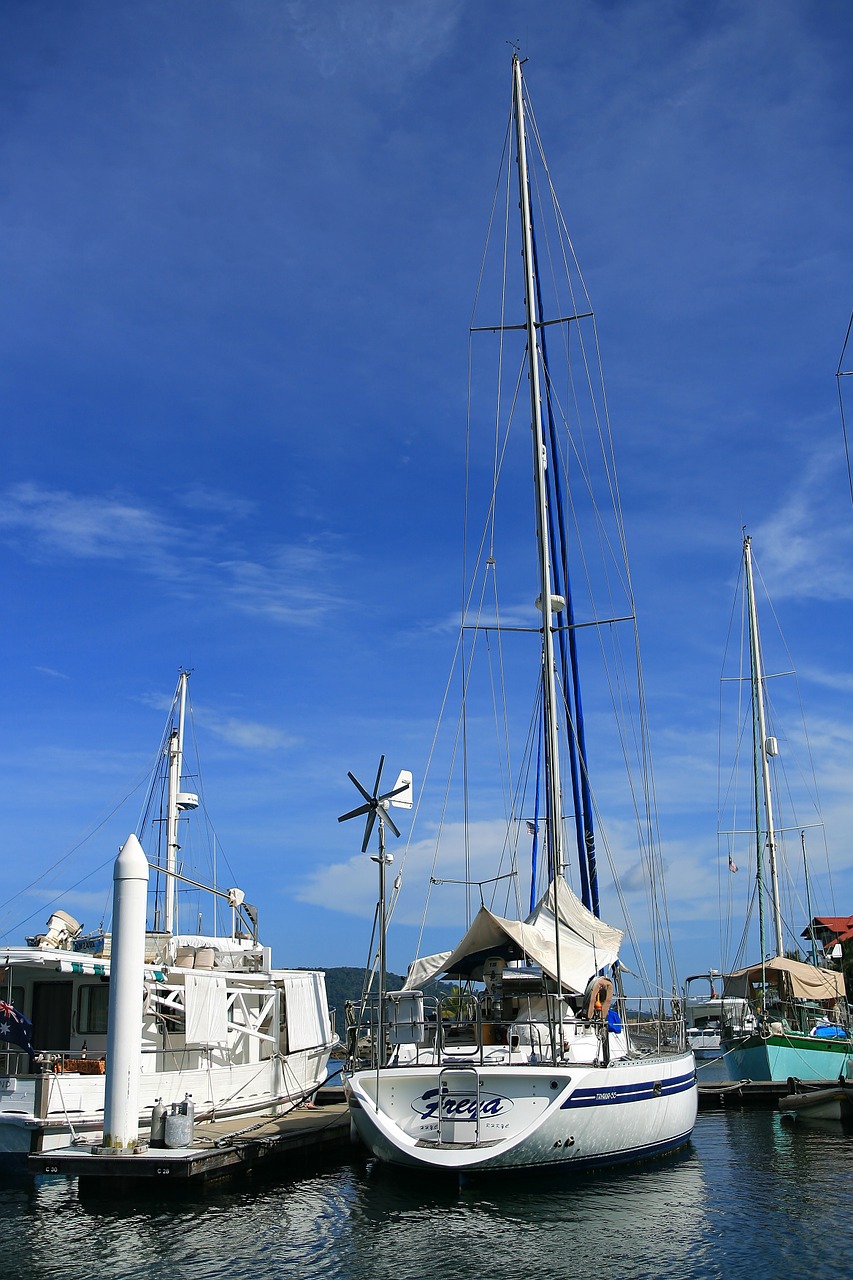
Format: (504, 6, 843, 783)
(3, 1112, 851, 1280)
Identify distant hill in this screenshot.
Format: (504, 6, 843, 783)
(320, 966, 454, 1014)
(322, 966, 408, 1013)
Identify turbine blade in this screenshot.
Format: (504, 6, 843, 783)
(347, 771, 373, 804)
(382, 810, 401, 840)
(361, 809, 377, 853)
(338, 801, 372, 824)
(371, 755, 385, 800)
(378, 781, 409, 805)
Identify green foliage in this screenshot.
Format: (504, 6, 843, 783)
(317, 967, 457, 1014)
(321, 967, 407, 1013)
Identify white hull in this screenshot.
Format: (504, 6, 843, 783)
(347, 1053, 696, 1173)
(692, 1046, 723, 1060)
(0, 674, 337, 1171)
(0, 1044, 327, 1167)
(0, 1044, 331, 1168)
(686, 1031, 723, 1059)
(0, 939, 336, 1170)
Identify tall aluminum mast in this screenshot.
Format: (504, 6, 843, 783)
(512, 55, 565, 880)
(164, 670, 190, 935)
(744, 535, 785, 957)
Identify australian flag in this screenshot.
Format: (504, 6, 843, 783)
(0, 1000, 34, 1059)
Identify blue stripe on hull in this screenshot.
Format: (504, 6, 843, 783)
(561, 1069, 697, 1109)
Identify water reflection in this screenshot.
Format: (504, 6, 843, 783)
(3, 1113, 851, 1280)
(350, 1146, 714, 1280)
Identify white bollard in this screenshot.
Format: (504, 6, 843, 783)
(102, 833, 149, 1150)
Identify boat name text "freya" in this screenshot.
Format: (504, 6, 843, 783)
(412, 1089, 514, 1120)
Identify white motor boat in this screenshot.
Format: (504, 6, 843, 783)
(0, 672, 337, 1169)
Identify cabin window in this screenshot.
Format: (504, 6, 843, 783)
(77, 984, 110, 1035)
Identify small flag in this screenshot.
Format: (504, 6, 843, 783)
(526, 821, 538, 836)
(0, 1001, 34, 1058)
(728, 854, 738, 874)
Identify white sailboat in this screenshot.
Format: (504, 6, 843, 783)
(343, 55, 697, 1175)
(719, 536, 850, 1082)
(683, 972, 756, 1060)
(0, 672, 336, 1169)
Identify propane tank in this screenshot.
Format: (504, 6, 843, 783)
(150, 1098, 167, 1148)
(164, 1095, 194, 1148)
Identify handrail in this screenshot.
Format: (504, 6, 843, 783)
(345, 989, 689, 1069)
(438, 1064, 481, 1147)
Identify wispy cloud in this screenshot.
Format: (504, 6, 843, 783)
(751, 448, 853, 602)
(193, 706, 298, 752)
(0, 483, 181, 569)
(219, 546, 347, 624)
(299, 817, 526, 924)
(138, 690, 298, 753)
(0, 482, 349, 624)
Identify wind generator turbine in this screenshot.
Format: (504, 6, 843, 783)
(338, 757, 412, 1066)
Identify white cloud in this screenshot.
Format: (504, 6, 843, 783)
(299, 817, 528, 925)
(193, 707, 298, 752)
(219, 546, 348, 624)
(751, 448, 853, 602)
(0, 483, 181, 570)
(138, 689, 297, 753)
(0, 482, 349, 625)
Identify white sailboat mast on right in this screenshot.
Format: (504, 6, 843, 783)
(719, 534, 850, 1082)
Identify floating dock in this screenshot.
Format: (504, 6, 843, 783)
(697, 1079, 838, 1110)
(29, 1079, 835, 1190)
(28, 1094, 351, 1192)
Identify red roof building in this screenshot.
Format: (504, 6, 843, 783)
(802, 916, 853, 955)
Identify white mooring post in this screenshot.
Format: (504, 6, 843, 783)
(102, 833, 150, 1150)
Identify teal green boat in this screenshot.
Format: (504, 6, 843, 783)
(719, 537, 850, 1082)
(722, 956, 849, 1081)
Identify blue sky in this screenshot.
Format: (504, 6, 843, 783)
(1, 1, 851, 987)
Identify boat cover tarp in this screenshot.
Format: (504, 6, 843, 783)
(723, 956, 846, 1002)
(403, 879, 622, 994)
(184, 972, 229, 1047)
(282, 972, 332, 1052)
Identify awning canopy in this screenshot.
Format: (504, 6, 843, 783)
(403, 879, 622, 995)
(723, 956, 846, 1003)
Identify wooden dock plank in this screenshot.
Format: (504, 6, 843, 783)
(28, 1100, 352, 1189)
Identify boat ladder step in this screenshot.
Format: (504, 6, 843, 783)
(415, 1138, 502, 1150)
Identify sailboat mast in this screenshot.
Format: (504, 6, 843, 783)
(743, 535, 785, 957)
(512, 55, 565, 880)
(801, 830, 818, 966)
(164, 670, 189, 935)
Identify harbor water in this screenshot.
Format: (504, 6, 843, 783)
(3, 1105, 851, 1280)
